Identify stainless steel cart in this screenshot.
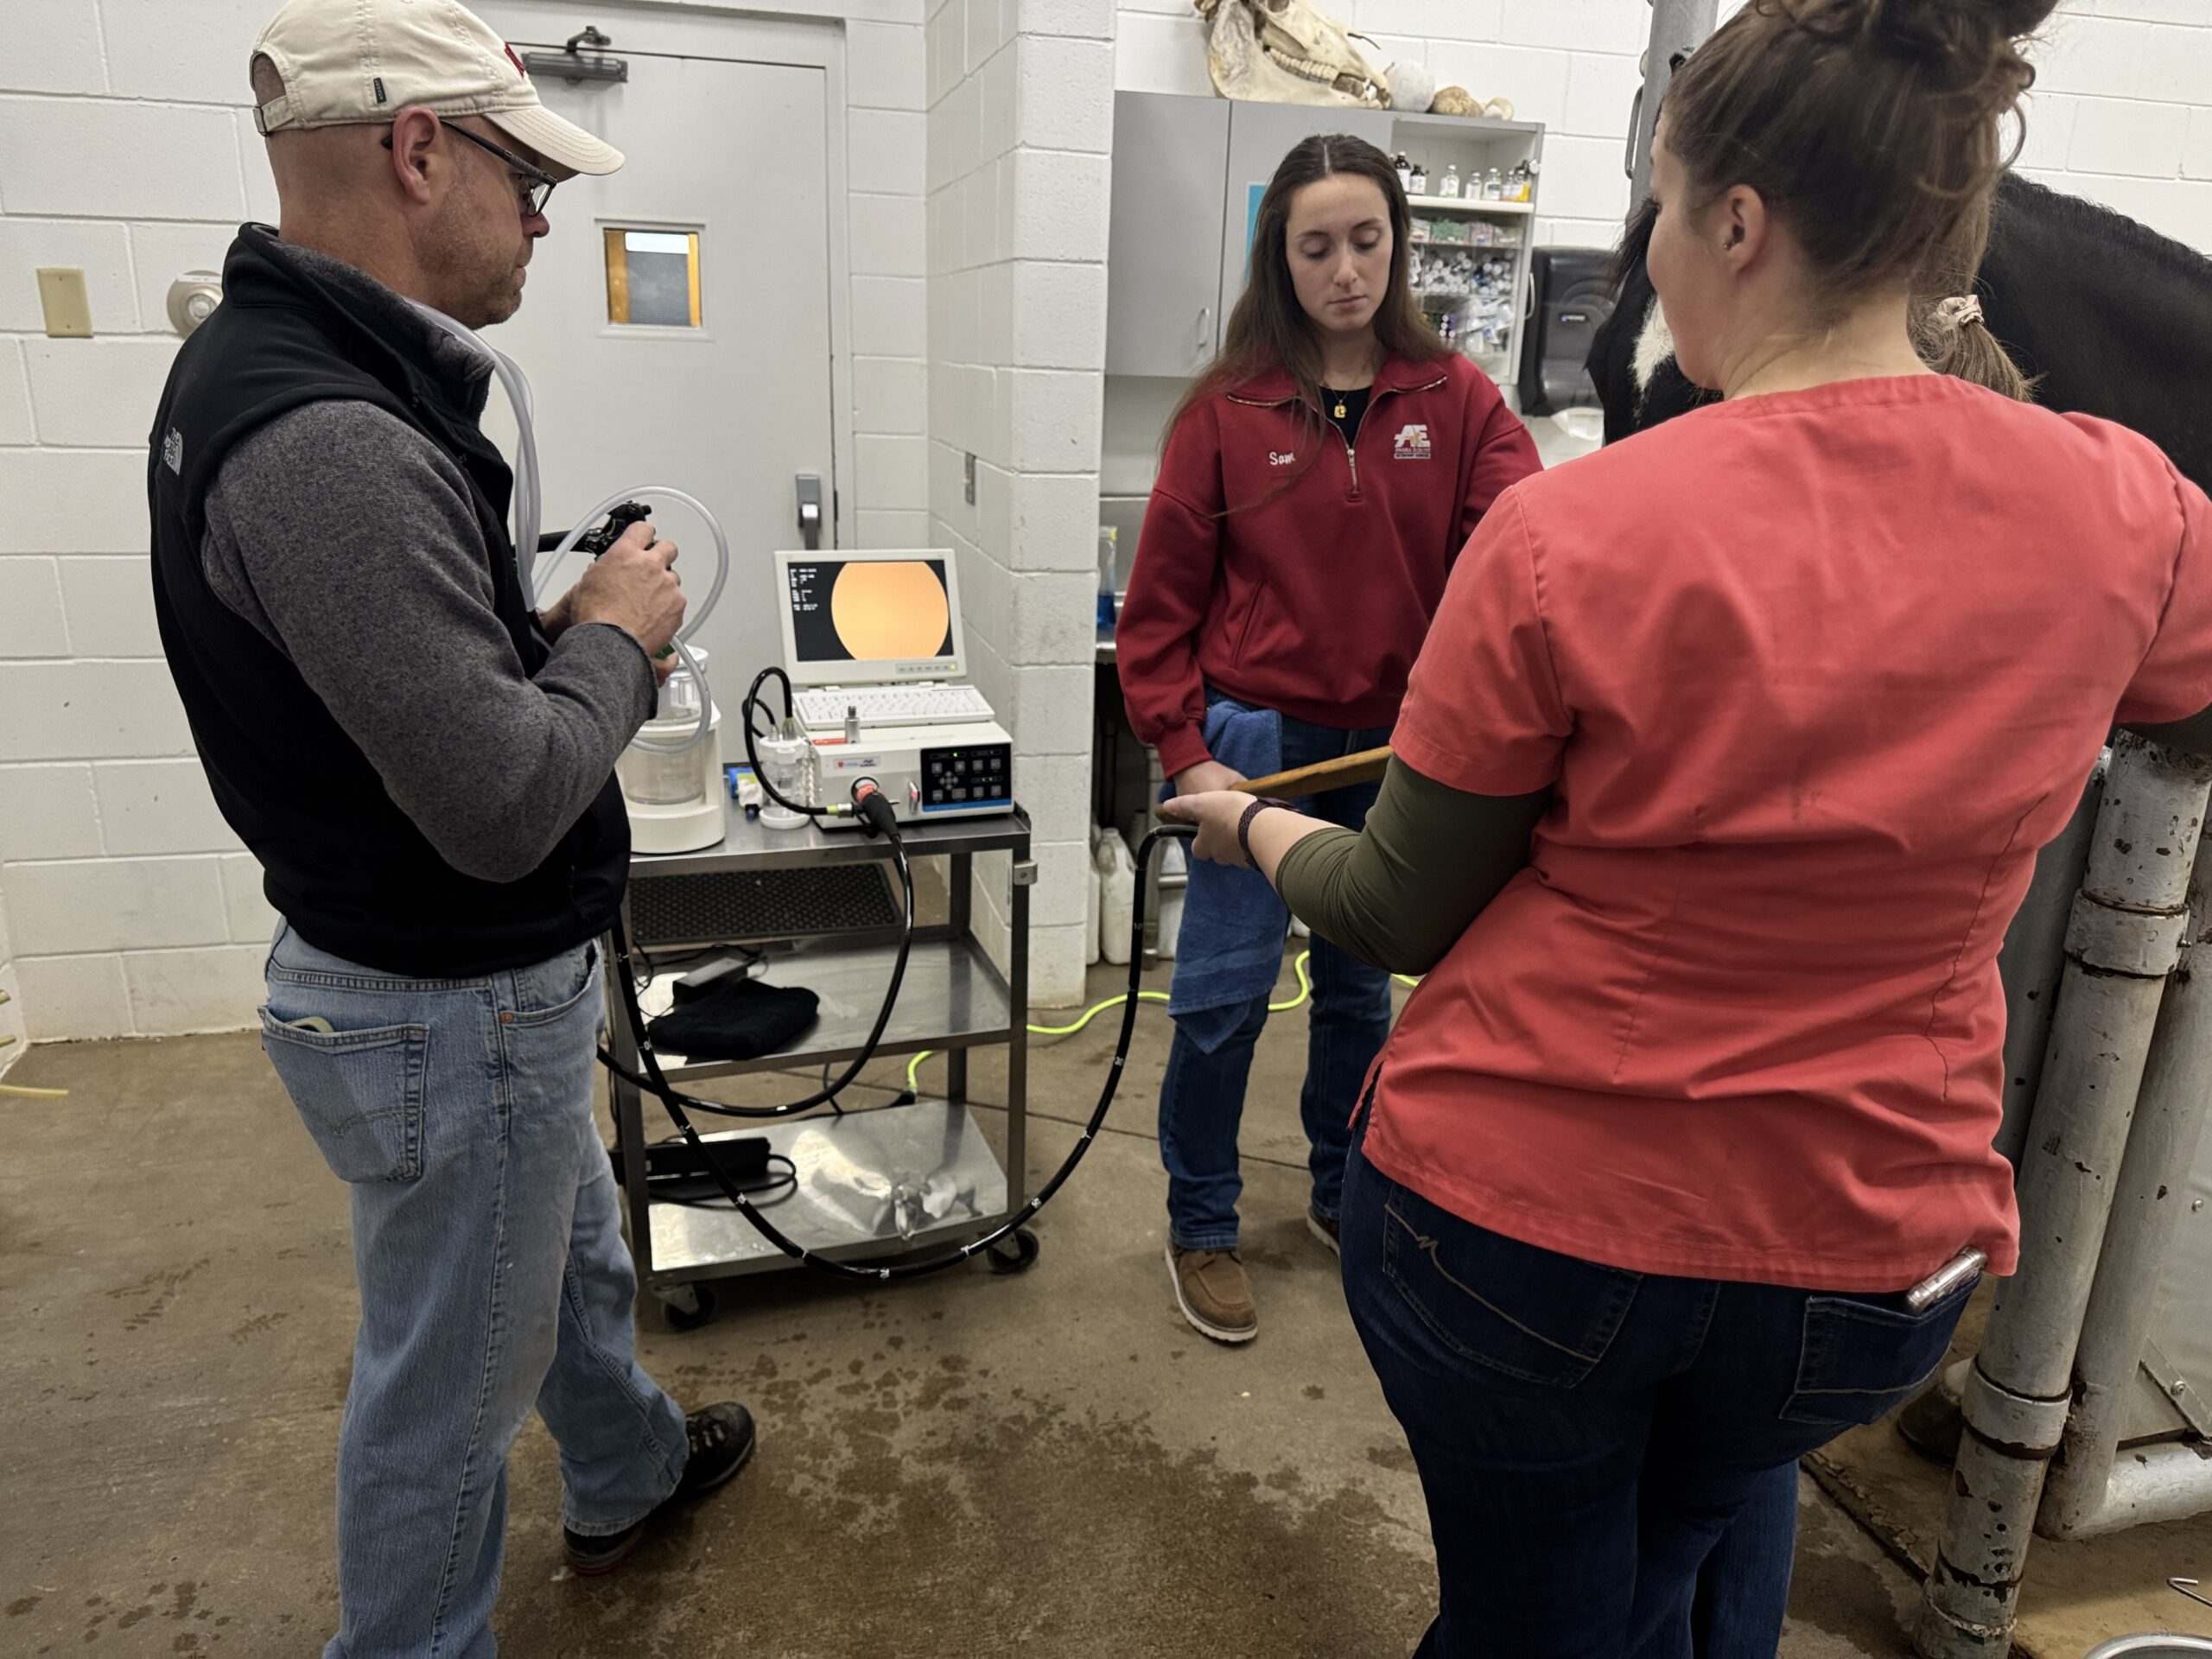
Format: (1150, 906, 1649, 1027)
(603, 799, 1034, 1326)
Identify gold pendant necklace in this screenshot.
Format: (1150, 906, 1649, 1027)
(1332, 392, 1348, 419)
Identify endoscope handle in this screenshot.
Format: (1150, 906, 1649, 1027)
(576, 501, 676, 658)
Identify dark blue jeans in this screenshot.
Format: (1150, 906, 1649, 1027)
(1158, 715, 1394, 1250)
(1340, 1134, 1972, 1659)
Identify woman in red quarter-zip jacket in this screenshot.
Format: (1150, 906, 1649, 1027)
(1116, 132, 1540, 1345)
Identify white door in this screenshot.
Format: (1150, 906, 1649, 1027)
(470, 16, 839, 699)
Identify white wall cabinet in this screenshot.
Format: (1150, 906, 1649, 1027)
(1107, 92, 1545, 386)
(1104, 92, 1231, 378)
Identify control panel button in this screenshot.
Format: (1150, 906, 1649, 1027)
(920, 742, 1012, 809)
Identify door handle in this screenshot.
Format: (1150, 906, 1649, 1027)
(795, 473, 823, 550)
(1192, 305, 1211, 366)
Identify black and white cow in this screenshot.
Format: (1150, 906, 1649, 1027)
(1586, 173, 2212, 493)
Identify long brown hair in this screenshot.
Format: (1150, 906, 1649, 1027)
(1164, 133, 1446, 453)
(1662, 0, 2058, 400)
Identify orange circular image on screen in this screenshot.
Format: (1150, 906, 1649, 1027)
(830, 562, 951, 660)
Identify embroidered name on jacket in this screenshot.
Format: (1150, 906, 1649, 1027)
(1393, 423, 1432, 461)
(1268, 450, 1297, 467)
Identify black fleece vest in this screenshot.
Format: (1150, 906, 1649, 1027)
(148, 226, 629, 976)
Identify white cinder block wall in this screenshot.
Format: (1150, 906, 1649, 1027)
(925, 0, 1114, 1007)
(0, 886, 22, 1075)
(0, 0, 287, 1046)
(2017, 0, 2212, 255)
(1116, 1, 2212, 257)
(842, 11, 937, 549)
(0, 0, 937, 1043)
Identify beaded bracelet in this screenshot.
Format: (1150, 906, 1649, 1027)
(1237, 796, 1294, 867)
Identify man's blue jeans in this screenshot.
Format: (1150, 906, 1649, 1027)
(1158, 715, 1394, 1250)
(262, 923, 689, 1659)
(1339, 1129, 1972, 1658)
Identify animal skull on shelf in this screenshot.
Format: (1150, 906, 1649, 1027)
(1195, 0, 1391, 107)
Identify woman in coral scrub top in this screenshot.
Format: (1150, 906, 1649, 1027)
(1163, 0, 2212, 1650)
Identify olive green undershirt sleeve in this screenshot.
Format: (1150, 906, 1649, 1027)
(1271, 760, 1551, 977)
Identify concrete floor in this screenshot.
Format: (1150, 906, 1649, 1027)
(1, 951, 1936, 1658)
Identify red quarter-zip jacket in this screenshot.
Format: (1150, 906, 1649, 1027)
(1117, 352, 1541, 779)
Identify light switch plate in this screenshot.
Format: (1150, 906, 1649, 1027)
(36, 268, 92, 338)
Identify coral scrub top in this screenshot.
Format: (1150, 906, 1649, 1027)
(1367, 374, 2212, 1291)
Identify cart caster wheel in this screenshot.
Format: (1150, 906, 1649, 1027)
(659, 1282, 718, 1332)
(988, 1228, 1041, 1275)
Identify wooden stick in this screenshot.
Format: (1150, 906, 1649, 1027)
(1234, 745, 1394, 798)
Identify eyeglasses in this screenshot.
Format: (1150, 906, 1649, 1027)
(381, 120, 559, 217)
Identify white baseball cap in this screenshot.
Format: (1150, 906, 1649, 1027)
(251, 0, 624, 176)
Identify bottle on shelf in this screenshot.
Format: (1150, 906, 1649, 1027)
(1440, 164, 1460, 200)
(1484, 167, 1503, 201)
(1408, 160, 1428, 194)
(1395, 152, 1412, 194)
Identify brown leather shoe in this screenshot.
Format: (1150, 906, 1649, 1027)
(1306, 1206, 1341, 1257)
(1167, 1244, 1258, 1344)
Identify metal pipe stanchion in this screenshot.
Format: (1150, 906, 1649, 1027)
(1918, 734, 2212, 1658)
(1627, 0, 1719, 200)
(1904, 762, 2110, 1463)
(2042, 817, 2212, 1538)
(1994, 767, 2105, 1165)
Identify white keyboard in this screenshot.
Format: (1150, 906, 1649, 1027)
(794, 683, 995, 729)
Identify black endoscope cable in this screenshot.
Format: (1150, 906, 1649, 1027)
(594, 675, 906, 1120)
(604, 817, 1199, 1281)
(597, 782, 914, 1122)
(741, 664, 851, 824)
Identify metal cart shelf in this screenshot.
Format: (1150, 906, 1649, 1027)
(604, 798, 1033, 1323)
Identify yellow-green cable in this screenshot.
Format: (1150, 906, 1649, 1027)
(0, 999, 63, 1096)
(904, 949, 1332, 1092)
(1027, 988, 1170, 1038)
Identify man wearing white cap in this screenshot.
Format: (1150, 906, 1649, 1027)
(147, 3, 754, 1652)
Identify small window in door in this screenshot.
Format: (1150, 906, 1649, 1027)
(604, 228, 702, 327)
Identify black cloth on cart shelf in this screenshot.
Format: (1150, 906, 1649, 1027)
(647, 975, 820, 1060)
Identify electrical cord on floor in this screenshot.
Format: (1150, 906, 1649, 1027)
(895, 951, 1421, 1095)
(0, 995, 64, 1098)
(899, 950, 1318, 1094)
(607, 819, 1200, 1281)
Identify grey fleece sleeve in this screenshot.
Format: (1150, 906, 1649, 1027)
(201, 399, 656, 884)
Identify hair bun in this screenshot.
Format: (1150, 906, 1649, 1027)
(1783, 0, 2051, 108)
(1874, 0, 2056, 48)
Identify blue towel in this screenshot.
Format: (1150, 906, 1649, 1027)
(1165, 699, 1287, 1053)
